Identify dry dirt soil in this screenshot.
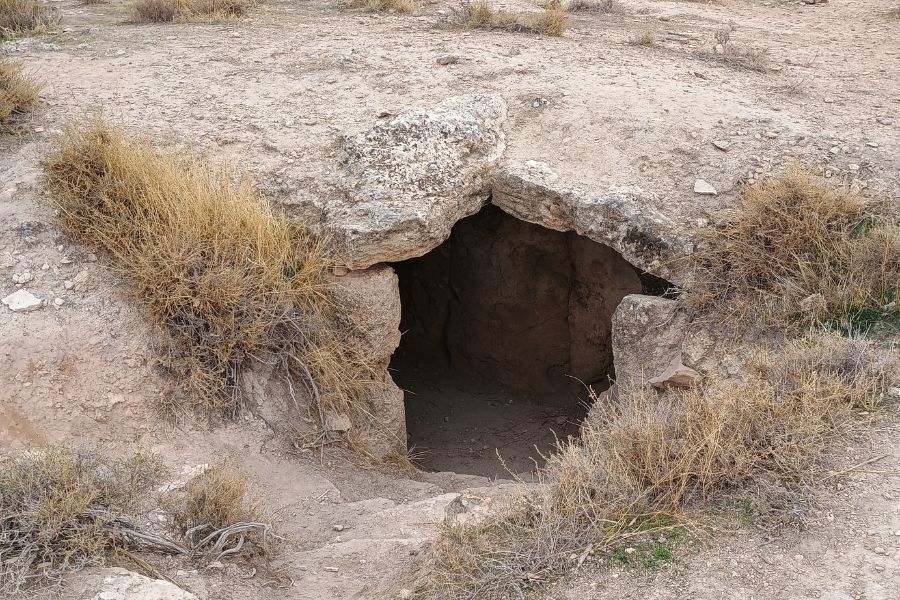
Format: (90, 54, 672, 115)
(2, 0, 900, 598)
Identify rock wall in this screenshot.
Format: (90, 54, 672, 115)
(329, 266, 406, 457)
(314, 94, 696, 456)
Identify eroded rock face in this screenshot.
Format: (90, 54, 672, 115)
(492, 161, 693, 285)
(329, 266, 406, 456)
(611, 294, 690, 388)
(326, 94, 508, 270)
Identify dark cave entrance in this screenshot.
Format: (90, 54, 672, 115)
(389, 204, 657, 478)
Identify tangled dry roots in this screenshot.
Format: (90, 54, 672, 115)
(44, 118, 372, 421)
(168, 464, 274, 561)
(0, 447, 165, 594)
(429, 332, 897, 600)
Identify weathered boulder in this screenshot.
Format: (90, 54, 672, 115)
(492, 161, 692, 285)
(2, 288, 42, 312)
(326, 94, 507, 270)
(329, 265, 405, 457)
(84, 568, 196, 600)
(611, 294, 690, 387)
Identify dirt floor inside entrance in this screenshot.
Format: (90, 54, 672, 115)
(390, 205, 644, 477)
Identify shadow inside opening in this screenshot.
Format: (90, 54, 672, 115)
(390, 204, 658, 478)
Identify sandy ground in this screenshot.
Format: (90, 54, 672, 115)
(2, 0, 900, 598)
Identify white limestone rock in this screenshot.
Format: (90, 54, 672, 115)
(2, 288, 42, 312)
(326, 94, 508, 270)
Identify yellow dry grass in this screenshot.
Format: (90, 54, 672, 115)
(562, 0, 614, 12)
(165, 463, 276, 559)
(43, 118, 373, 423)
(349, 0, 414, 13)
(688, 166, 900, 334)
(0, 0, 60, 35)
(429, 332, 897, 599)
(131, 0, 256, 22)
(458, 1, 569, 36)
(172, 464, 253, 533)
(629, 28, 657, 47)
(0, 447, 164, 594)
(0, 59, 40, 130)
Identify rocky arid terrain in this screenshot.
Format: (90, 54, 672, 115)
(2, 0, 899, 599)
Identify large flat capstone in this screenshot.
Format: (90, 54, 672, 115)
(492, 161, 693, 285)
(325, 93, 507, 270)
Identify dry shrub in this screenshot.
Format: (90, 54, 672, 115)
(172, 464, 252, 532)
(629, 28, 657, 47)
(563, 0, 614, 12)
(456, 1, 568, 36)
(44, 118, 372, 422)
(0, 447, 164, 594)
(0, 0, 59, 35)
(429, 332, 897, 599)
(131, 0, 255, 22)
(688, 166, 900, 333)
(168, 464, 273, 559)
(0, 60, 40, 129)
(348, 0, 414, 13)
(132, 0, 179, 21)
(714, 43, 769, 72)
(703, 27, 769, 72)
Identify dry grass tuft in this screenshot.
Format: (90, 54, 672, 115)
(131, 0, 256, 22)
(456, 1, 569, 36)
(0, 447, 164, 594)
(429, 332, 897, 599)
(688, 166, 900, 333)
(0, 0, 60, 36)
(44, 118, 373, 423)
(0, 60, 40, 130)
(172, 464, 252, 533)
(703, 27, 769, 72)
(629, 28, 657, 47)
(562, 0, 614, 12)
(167, 464, 274, 559)
(348, 0, 414, 13)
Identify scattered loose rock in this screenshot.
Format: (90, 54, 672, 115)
(649, 357, 702, 389)
(693, 179, 718, 195)
(2, 289, 42, 312)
